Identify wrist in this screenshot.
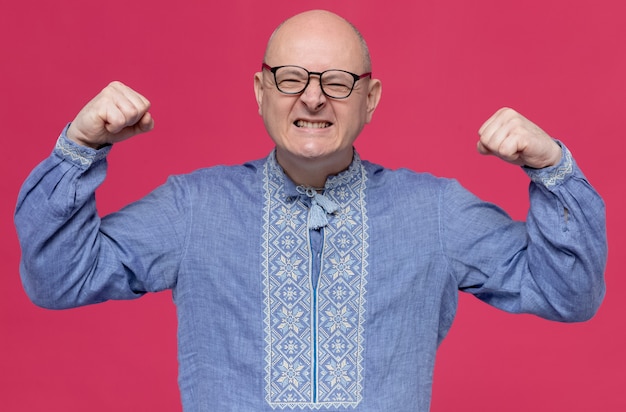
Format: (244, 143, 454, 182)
(66, 123, 106, 150)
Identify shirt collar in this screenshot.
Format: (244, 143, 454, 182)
(267, 149, 363, 200)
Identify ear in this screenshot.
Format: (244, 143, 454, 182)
(365, 78, 382, 123)
(254, 72, 264, 116)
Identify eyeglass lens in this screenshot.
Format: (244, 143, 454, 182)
(274, 66, 355, 98)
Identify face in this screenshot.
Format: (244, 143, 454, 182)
(254, 11, 382, 172)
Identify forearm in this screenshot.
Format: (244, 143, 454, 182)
(445, 143, 607, 321)
(521, 144, 607, 320)
(15, 128, 141, 308)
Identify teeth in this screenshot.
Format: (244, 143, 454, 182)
(295, 120, 331, 128)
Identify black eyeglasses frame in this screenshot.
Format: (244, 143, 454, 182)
(261, 63, 372, 99)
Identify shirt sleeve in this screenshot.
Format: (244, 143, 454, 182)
(441, 142, 607, 322)
(15, 126, 189, 309)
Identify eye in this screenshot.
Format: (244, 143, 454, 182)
(326, 82, 350, 88)
(280, 78, 305, 84)
(322, 72, 353, 90)
(275, 67, 309, 91)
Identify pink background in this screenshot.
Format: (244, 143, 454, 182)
(1, 0, 624, 410)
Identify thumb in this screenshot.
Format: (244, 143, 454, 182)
(105, 112, 155, 143)
(476, 140, 493, 156)
(136, 112, 154, 133)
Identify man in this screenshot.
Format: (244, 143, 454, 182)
(15, 9, 606, 412)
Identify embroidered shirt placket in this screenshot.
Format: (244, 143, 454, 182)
(263, 152, 368, 409)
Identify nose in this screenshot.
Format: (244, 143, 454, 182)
(299, 76, 327, 111)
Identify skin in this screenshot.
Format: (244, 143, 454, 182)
(66, 10, 562, 180)
(67, 80, 154, 149)
(254, 10, 382, 187)
(477, 107, 562, 168)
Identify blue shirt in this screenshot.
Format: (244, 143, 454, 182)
(15, 128, 607, 411)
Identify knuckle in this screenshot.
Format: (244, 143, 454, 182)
(108, 109, 125, 126)
(107, 80, 123, 88)
(125, 106, 139, 119)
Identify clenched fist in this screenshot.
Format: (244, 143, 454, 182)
(67, 81, 154, 149)
(477, 108, 562, 169)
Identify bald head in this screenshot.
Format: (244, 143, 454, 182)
(253, 9, 382, 186)
(264, 10, 372, 73)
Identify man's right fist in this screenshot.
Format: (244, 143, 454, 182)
(67, 81, 154, 149)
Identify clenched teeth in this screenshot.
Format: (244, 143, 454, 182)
(295, 120, 332, 128)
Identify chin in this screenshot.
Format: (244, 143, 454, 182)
(274, 136, 352, 163)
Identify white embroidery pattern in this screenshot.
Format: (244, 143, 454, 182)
(263, 153, 368, 409)
(527, 144, 573, 188)
(55, 136, 109, 166)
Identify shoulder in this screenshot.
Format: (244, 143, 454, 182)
(362, 159, 453, 194)
(172, 157, 265, 188)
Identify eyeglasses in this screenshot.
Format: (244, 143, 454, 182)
(262, 63, 371, 99)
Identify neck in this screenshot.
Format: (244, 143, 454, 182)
(276, 148, 354, 188)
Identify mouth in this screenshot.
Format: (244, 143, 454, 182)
(294, 120, 333, 129)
